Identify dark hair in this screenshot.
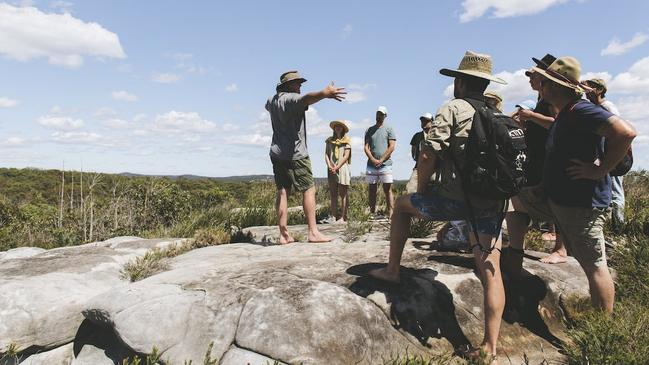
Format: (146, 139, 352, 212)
(461, 75, 490, 93)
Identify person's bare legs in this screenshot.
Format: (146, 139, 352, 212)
(276, 188, 294, 244)
(540, 231, 568, 264)
(583, 264, 615, 313)
(502, 196, 529, 279)
(383, 182, 394, 218)
(368, 183, 378, 214)
(328, 178, 338, 220)
(368, 194, 422, 283)
(303, 186, 331, 243)
(472, 233, 504, 361)
(338, 184, 349, 223)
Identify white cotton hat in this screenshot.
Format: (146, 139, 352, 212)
(419, 112, 433, 120)
(377, 106, 388, 115)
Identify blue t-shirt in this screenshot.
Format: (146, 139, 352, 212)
(364, 124, 396, 167)
(543, 100, 613, 208)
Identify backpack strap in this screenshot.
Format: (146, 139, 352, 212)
(450, 98, 509, 254)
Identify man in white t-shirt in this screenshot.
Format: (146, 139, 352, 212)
(585, 78, 625, 232)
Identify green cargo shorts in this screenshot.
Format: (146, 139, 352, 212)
(516, 186, 608, 269)
(271, 156, 315, 193)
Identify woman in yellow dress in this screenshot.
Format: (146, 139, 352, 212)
(324, 120, 352, 223)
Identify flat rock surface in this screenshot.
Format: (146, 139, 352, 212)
(2, 222, 589, 364)
(0, 237, 182, 354)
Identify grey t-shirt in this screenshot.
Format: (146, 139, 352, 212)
(266, 92, 308, 161)
(364, 124, 396, 166)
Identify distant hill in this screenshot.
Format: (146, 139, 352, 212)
(119, 172, 275, 182)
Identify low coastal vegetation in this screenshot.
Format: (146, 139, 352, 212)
(1, 167, 649, 362)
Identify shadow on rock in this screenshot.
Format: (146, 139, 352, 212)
(502, 271, 564, 349)
(346, 263, 471, 350)
(73, 319, 137, 364)
(429, 250, 564, 350)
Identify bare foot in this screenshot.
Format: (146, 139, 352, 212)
(278, 235, 295, 245)
(308, 231, 332, 243)
(541, 232, 556, 241)
(368, 267, 400, 283)
(540, 251, 568, 264)
(335, 218, 347, 224)
(461, 347, 498, 365)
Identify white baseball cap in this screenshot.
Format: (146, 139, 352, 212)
(419, 113, 433, 120)
(377, 106, 388, 115)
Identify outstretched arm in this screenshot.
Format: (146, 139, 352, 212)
(301, 82, 346, 106)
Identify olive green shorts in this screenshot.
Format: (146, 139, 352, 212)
(516, 186, 608, 269)
(271, 156, 315, 193)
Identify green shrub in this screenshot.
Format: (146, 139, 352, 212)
(120, 247, 170, 282)
(408, 218, 437, 238)
(563, 302, 649, 365)
(193, 228, 230, 247)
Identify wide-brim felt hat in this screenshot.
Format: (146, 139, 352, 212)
(533, 56, 587, 92)
(440, 50, 507, 85)
(329, 120, 349, 133)
(532, 54, 557, 70)
(277, 70, 307, 87)
(526, 54, 557, 77)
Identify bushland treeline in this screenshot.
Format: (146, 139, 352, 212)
(0, 167, 293, 250)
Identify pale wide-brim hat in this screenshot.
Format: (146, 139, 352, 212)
(329, 120, 349, 133)
(277, 70, 307, 87)
(533, 57, 587, 92)
(440, 50, 507, 85)
(483, 90, 503, 103)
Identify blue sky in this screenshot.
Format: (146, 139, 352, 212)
(0, 0, 647, 179)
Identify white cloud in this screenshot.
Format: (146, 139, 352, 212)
(49, 1, 73, 13)
(133, 113, 147, 123)
(344, 83, 376, 104)
(51, 131, 101, 144)
(222, 123, 239, 131)
(152, 111, 216, 133)
(0, 3, 125, 68)
(580, 72, 613, 84)
(608, 56, 649, 94)
(152, 72, 181, 83)
(601, 33, 648, 56)
(111, 90, 138, 102)
(0, 136, 27, 146)
(38, 115, 84, 130)
(225, 83, 238, 92)
(341, 24, 353, 39)
(102, 118, 129, 129)
(345, 91, 367, 104)
(459, 0, 569, 23)
(94, 106, 117, 119)
(226, 133, 272, 146)
(0, 97, 18, 108)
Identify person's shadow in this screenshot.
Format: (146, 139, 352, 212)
(346, 263, 471, 350)
(427, 251, 564, 350)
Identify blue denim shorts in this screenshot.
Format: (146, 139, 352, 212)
(410, 192, 501, 236)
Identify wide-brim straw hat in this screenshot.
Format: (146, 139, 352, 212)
(277, 70, 307, 87)
(533, 57, 587, 92)
(585, 78, 607, 91)
(329, 120, 349, 133)
(440, 50, 507, 85)
(484, 90, 503, 103)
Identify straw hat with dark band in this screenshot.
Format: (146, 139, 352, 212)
(277, 70, 307, 87)
(533, 56, 587, 92)
(440, 50, 507, 85)
(329, 120, 349, 133)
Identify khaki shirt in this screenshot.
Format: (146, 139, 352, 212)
(423, 97, 498, 209)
